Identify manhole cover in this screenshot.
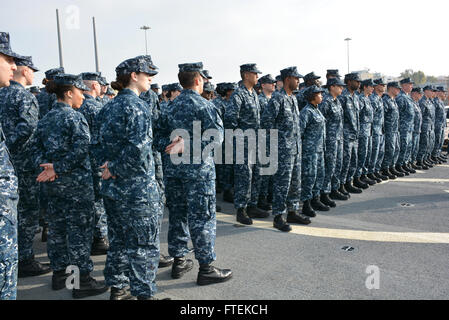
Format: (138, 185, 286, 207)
(400, 203, 414, 207)
(342, 246, 355, 252)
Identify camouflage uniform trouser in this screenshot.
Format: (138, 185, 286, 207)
(0, 199, 18, 300)
(418, 130, 435, 161)
(340, 139, 358, 184)
(234, 163, 259, 209)
(411, 133, 421, 162)
(382, 132, 399, 169)
(92, 174, 107, 239)
(103, 198, 162, 298)
(432, 126, 445, 157)
(369, 134, 383, 174)
(356, 136, 372, 177)
(397, 131, 413, 165)
(165, 178, 216, 265)
(272, 152, 301, 216)
(47, 192, 95, 275)
(222, 164, 234, 192)
(17, 171, 40, 262)
(323, 139, 343, 194)
(301, 152, 325, 202)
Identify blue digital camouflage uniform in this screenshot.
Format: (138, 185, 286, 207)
(319, 93, 344, 193)
(368, 93, 385, 173)
(299, 103, 326, 202)
(356, 94, 374, 177)
(417, 96, 435, 162)
(338, 89, 360, 184)
(96, 95, 111, 106)
(98, 88, 161, 298)
(396, 91, 415, 165)
(78, 93, 107, 239)
(381, 94, 400, 169)
(154, 89, 223, 265)
(225, 85, 260, 209)
(257, 92, 274, 200)
(295, 87, 308, 111)
(432, 97, 446, 157)
(212, 95, 226, 193)
(29, 101, 95, 275)
(0, 125, 19, 300)
(260, 89, 301, 215)
(0, 81, 40, 263)
(411, 99, 422, 162)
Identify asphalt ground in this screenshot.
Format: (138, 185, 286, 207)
(17, 161, 449, 300)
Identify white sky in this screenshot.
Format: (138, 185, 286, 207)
(2, 0, 448, 87)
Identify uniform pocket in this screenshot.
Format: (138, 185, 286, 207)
(132, 215, 158, 247)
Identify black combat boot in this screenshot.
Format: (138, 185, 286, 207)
(361, 174, 376, 185)
(390, 166, 404, 177)
(257, 195, 272, 211)
(353, 176, 369, 189)
(311, 196, 330, 211)
(417, 161, 429, 170)
(338, 184, 351, 198)
(91, 236, 109, 256)
(329, 189, 349, 201)
(171, 257, 194, 279)
(377, 170, 389, 181)
(368, 173, 382, 183)
(159, 254, 174, 268)
(236, 208, 253, 225)
(247, 206, 270, 218)
(273, 214, 293, 231)
(411, 162, 423, 170)
(197, 265, 233, 286)
(223, 189, 234, 203)
(286, 211, 311, 225)
(320, 193, 337, 208)
(52, 270, 70, 290)
(404, 164, 416, 174)
(345, 181, 363, 194)
(396, 164, 409, 176)
(72, 274, 109, 299)
(302, 200, 317, 217)
(18, 258, 52, 278)
(110, 287, 136, 300)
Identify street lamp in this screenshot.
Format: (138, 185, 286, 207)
(344, 38, 352, 74)
(140, 25, 151, 55)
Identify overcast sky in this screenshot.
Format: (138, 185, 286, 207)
(2, 0, 448, 87)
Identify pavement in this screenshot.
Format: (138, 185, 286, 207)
(17, 161, 449, 300)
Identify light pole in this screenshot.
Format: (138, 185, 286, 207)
(344, 38, 352, 74)
(140, 26, 151, 55)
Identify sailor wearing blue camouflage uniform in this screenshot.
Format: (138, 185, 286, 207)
(0, 31, 21, 300)
(410, 87, 423, 169)
(381, 82, 403, 179)
(0, 54, 52, 278)
(299, 85, 328, 217)
(338, 73, 363, 195)
(78, 72, 109, 256)
(354, 79, 376, 188)
(97, 57, 163, 300)
(368, 79, 387, 182)
(225, 64, 269, 224)
(319, 77, 349, 204)
(96, 76, 111, 106)
(29, 73, 108, 299)
(37, 68, 64, 119)
(154, 62, 232, 286)
(261, 67, 310, 232)
(417, 86, 437, 168)
(296, 72, 321, 111)
(431, 87, 447, 163)
(395, 78, 416, 175)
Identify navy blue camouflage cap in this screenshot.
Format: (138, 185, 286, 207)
(162, 84, 169, 91)
(400, 77, 414, 85)
(361, 79, 375, 87)
(259, 74, 277, 84)
(324, 77, 346, 88)
(54, 74, 89, 91)
(303, 85, 325, 101)
(374, 78, 386, 86)
(28, 86, 40, 94)
(203, 82, 215, 92)
(14, 55, 39, 72)
(98, 76, 109, 86)
(326, 69, 341, 78)
(240, 63, 262, 74)
(304, 72, 321, 82)
(116, 56, 158, 77)
(0, 32, 21, 59)
(151, 83, 160, 89)
(437, 86, 446, 92)
(224, 82, 238, 91)
(202, 70, 213, 79)
(345, 73, 362, 82)
(106, 87, 115, 95)
(422, 85, 434, 91)
(178, 62, 208, 78)
(168, 83, 183, 92)
(411, 87, 423, 94)
(81, 72, 101, 81)
(45, 67, 64, 80)
(387, 81, 401, 89)
(280, 67, 303, 80)
(134, 54, 158, 70)
(275, 75, 282, 81)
